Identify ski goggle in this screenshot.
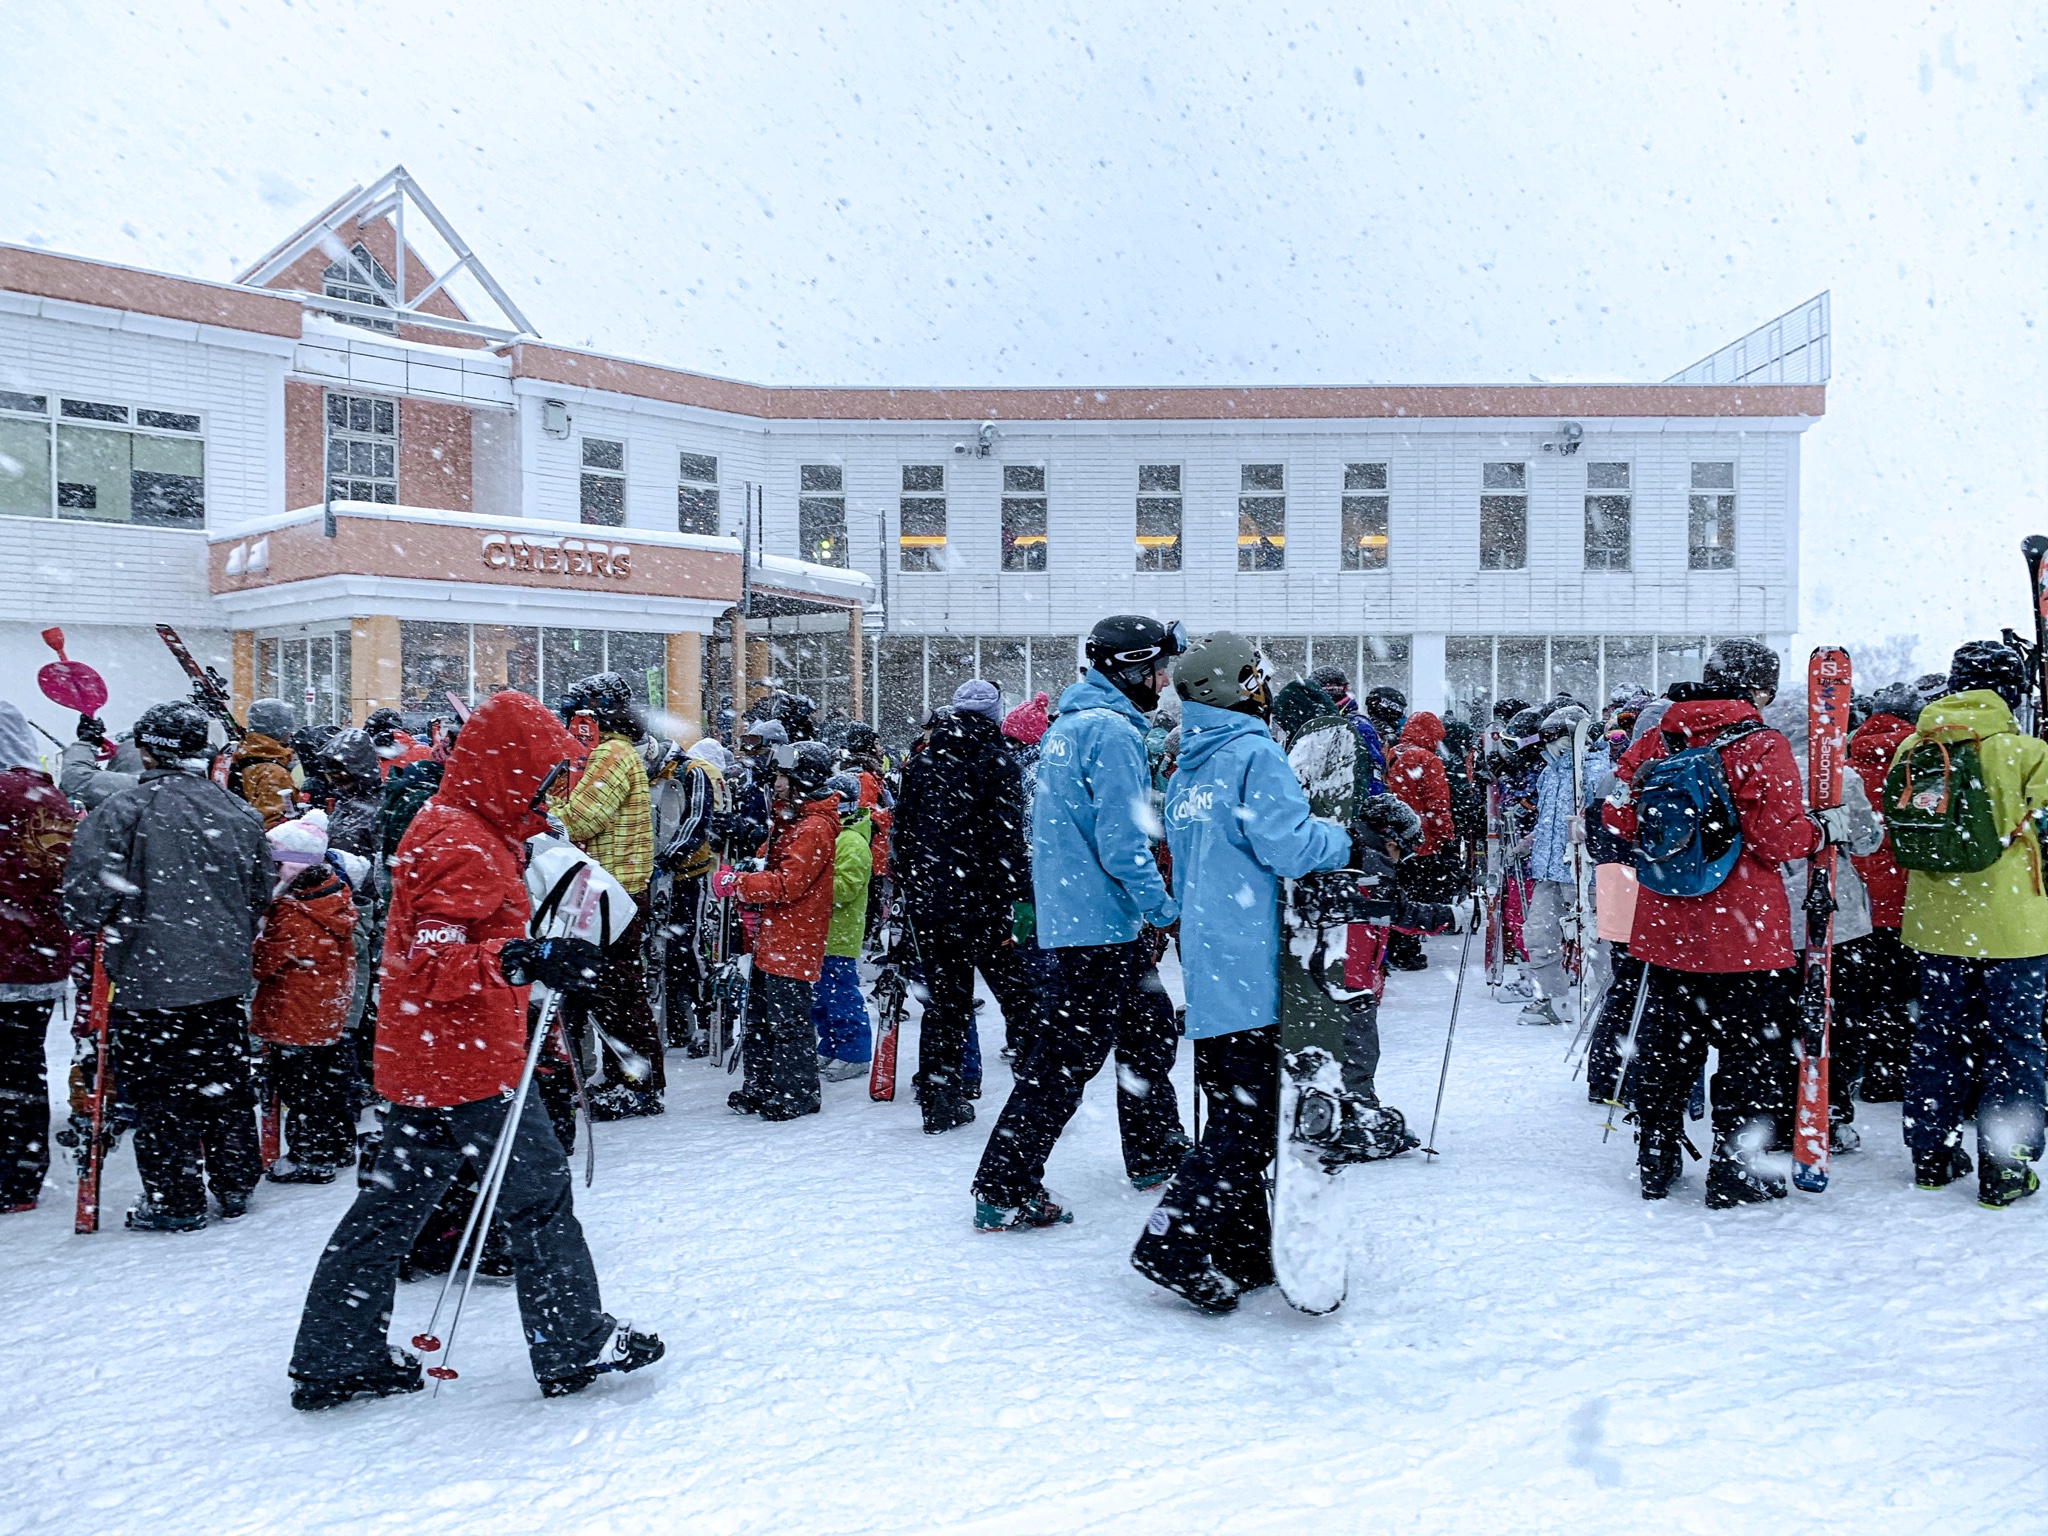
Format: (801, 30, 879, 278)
(1106, 619, 1190, 667)
(771, 742, 800, 772)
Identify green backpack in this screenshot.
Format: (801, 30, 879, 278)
(1882, 736, 2007, 874)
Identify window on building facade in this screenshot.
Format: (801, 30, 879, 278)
(326, 393, 397, 505)
(1479, 461, 1527, 570)
(1239, 463, 1286, 570)
(900, 463, 946, 570)
(581, 438, 625, 526)
(1690, 462, 1735, 569)
(256, 632, 354, 726)
(798, 463, 847, 566)
(321, 244, 398, 333)
(1135, 463, 1182, 571)
(1584, 461, 1632, 571)
(678, 451, 720, 536)
(1001, 463, 1048, 572)
(1, 393, 210, 528)
(1341, 462, 1389, 570)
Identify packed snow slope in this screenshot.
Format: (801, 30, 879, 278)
(3, 936, 2042, 1536)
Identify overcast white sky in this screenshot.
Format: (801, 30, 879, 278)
(2, 1, 2040, 674)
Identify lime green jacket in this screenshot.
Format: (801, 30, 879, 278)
(1894, 691, 2048, 959)
(826, 813, 874, 959)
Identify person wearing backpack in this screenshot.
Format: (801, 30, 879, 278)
(1604, 641, 1855, 1207)
(1883, 641, 2048, 1207)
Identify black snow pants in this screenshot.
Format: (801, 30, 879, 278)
(0, 999, 55, 1207)
(741, 969, 819, 1116)
(1586, 946, 1648, 1104)
(291, 1090, 611, 1386)
(113, 997, 261, 1219)
(271, 1042, 357, 1169)
(1631, 965, 1799, 1182)
(971, 940, 1187, 1206)
(911, 913, 1043, 1101)
(1340, 996, 1385, 1102)
(1133, 1024, 1278, 1291)
(1834, 927, 1918, 1101)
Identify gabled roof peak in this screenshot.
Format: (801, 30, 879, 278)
(236, 165, 536, 343)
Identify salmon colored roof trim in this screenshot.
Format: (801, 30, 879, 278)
(0, 243, 301, 338)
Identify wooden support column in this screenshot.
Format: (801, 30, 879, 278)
(848, 604, 865, 722)
(351, 615, 401, 723)
(229, 631, 254, 723)
(667, 631, 703, 744)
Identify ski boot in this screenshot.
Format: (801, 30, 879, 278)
(1517, 996, 1564, 1028)
(267, 1158, 338, 1185)
(1979, 1160, 2041, 1210)
(758, 1096, 820, 1122)
(590, 1085, 663, 1121)
(216, 1189, 253, 1220)
(919, 1086, 975, 1136)
(727, 1088, 764, 1116)
(290, 1345, 425, 1411)
(539, 1321, 666, 1399)
(124, 1201, 206, 1233)
(1704, 1151, 1788, 1209)
(1130, 1135, 1194, 1191)
(1829, 1120, 1861, 1155)
(1913, 1145, 1973, 1190)
(973, 1187, 1073, 1233)
(1638, 1128, 1683, 1201)
(819, 1058, 869, 1083)
(1130, 1215, 1240, 1315)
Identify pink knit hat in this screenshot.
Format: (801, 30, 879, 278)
(1002, 692, 1051, 746)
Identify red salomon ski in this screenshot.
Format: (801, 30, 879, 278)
(1794, 646, 1851, 1192)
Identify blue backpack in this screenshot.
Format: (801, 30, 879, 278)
(1633, 722, 1765, 898)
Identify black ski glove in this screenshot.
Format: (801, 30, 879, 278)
(499, 936, 605, 993)
(77, 713, 107, 746)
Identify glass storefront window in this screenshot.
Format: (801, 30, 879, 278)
(1605, 636, 1654, 702)
(1032, 637, 1079, 700)
(877, 637, 925, 743)
(474, 625, 541, 701)
(1445, 637, 1493, 724)
(400, 620, 470, 713)
(542, 628, 603, 705)
(1553, 637, 1600, 707)
(1497, 637, 1547, 708)
(1359, 635, 1412, 701)
(1659, 636, 1709, 689)
(928, 636, 975, 717)
(981, 636, 1028, 711)
(1258, 636, 1307, 687)
(609, 631, 668, 713)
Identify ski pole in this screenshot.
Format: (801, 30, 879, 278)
(1421, 916, 1476, 1159)
(1599, 963, 1654, 1142)
(416, 985, 565, 1388)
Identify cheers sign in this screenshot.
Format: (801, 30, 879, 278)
(480, 532, 634, 579)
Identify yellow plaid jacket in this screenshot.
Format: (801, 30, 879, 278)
(551, 734, 653, 895)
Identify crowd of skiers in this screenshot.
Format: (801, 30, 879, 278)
(1, 612, 2044, 1385)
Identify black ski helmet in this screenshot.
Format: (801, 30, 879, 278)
(134, 700, 212, 761)
(364, 707, 404, 742)
(775, 739, 839, 798)
(1701, 638, 1781, 700)
(562, 671, 645, 737)
(1085, 614, 1187, 712)
(1947, 639, 2027, 710)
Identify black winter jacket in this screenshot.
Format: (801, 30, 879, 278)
(894, 712, 1028, 925)
(61, 767, 271, 1010)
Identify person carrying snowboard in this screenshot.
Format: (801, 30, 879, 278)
(1889, 642, 2048, 1206)
(971, 615, 1189, 1231)
(1517, 704, 1598, 1026)
(1604, 641, 1854, 1207)
(288, 690, 662, 1408)
(1129, 633, 1351, 1312)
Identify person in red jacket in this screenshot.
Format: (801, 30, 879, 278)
(252, 809, 358, 1183)
(720, 741, 840, 1122)
(1386, 710, 1458, 971)
(1838, 683, 1921, 1101)
(0, 701, 80, 1213)
(1604, 641, 1854, 1207)
(289, 690, 663, 1410)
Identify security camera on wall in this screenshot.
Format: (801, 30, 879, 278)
(1542, 421, 1584, 456)
(541, 399, 571, 440)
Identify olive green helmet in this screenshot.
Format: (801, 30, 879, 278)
(1172, 631, 1269, 709)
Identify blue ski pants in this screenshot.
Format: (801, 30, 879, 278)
(1905, 953, 2048, 1172)
(811, 955, 873, 1064)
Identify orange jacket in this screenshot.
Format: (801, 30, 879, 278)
(734, 794, 840, 982)
(252, 865, 357, 1047)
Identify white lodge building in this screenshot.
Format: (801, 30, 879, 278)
(0, 169, 1829, 744)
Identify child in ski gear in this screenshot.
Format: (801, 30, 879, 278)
(252, 810, 357, 1182)
(973, 615, 1188, 1231)
(1517, 704, 1599, 1026)
(727, 740, 840, 1121)
(290, 689, 661, 1406)
(812, 773, 875, 1080)
(61, 699, 272, 1230)
(893, 679, 1040, 1130)
(1605, 641, 1854, 1207)
(551, 672, 661, 1118)
(1131, 632, 1351, 1313)
(1891, 642, 2048, 1207)
(1839, 682, 1922, 1100)
(0, 701, 79, 1211)
(232, 698, 300, 828)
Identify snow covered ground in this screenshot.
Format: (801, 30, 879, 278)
(4, 935, 2043, 1536)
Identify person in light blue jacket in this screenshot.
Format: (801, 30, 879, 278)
(972, 615, 1190, 1232)
(1130, 633, 1351, 1314)
(1520, 703, 1602, 1027)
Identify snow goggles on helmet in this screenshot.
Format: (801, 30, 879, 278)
(771, 742, 800, 771)
(1106, 619, 1189, 667)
